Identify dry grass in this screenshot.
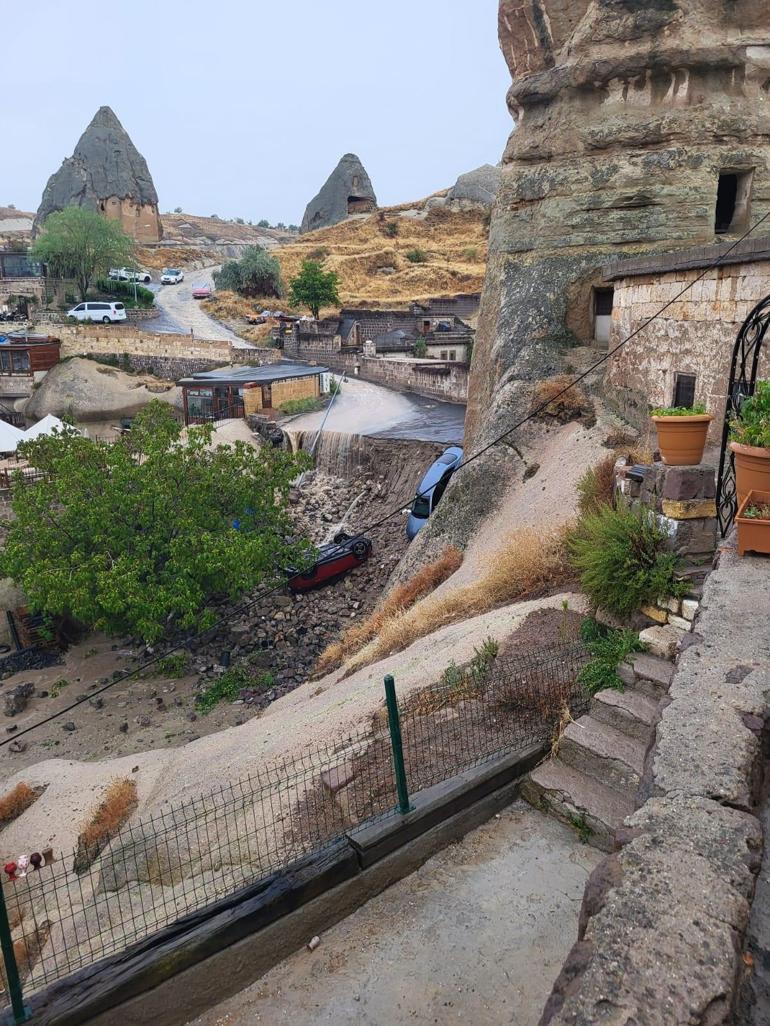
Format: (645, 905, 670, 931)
(577, 443, 655, 517)
(342, 528, 571, 676)
(73, 777, 138, 874)
(0, 782, 39, 827)
(315, 546, 463, 676)
(271, 205, 488, 306)
(532, 375, 594, 423)
(134, 245, 207, 271)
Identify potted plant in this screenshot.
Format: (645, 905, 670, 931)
(651, 404, 713, 466)
(730, 381, 770, 505)
(736, 489, 770, 556)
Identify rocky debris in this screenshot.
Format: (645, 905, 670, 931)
(8, 740, 26, 754)
(61, 721, 76, 732)
(3, 682, 35, 717)
(23, 358, 181, 424)
(301, 153, 377, 233)
(0, 648, 63, 681)
(34, 106, 162, 241)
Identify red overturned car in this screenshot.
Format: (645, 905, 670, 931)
(287, 532, 372, 592)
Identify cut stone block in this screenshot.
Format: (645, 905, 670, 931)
(668, 613, 692, 632)
(661, 498, 718, 520)
(590, 689, 659, 743)
(640, 603, 668, 624)
(639, 624, 683, 660)
(681, 598, 698, 621)
(559, 716, 647, 798)
(660, 465, 717, 501)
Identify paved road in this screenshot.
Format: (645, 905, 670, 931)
(285, 376, 465, 444)
(187, 802, 599, 1026)
(151, 266, 252, 348)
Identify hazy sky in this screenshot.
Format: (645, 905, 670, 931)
(3, 0, 511, 225)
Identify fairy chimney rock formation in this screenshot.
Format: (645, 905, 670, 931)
(34, 106, 162, 242)
(300, 153, 377, 233)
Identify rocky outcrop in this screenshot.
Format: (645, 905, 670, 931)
(300, 153, 377, 233)
(408, 0, 770, 565)
(34, 106, 162, 242)
(446, 164, 501, 209)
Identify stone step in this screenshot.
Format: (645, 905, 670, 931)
(559, 715, 647, 799)
(590, 688, 659, 743)
(521, 759, 635, 853)
(629, 652, 675, 698)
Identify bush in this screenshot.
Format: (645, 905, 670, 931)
(383, 221, 399, 238)
(405, 248, 428, 264)
(462, 246, 479, 261)
(0, 783, 39, 826)
(569, 504, 685, 616)
(576, 455, 617, 517)
(195, 666, 273, 713)
(577, 618, 645, 694)
(414, 339, 427, 358)
(95, 277, 154, 309)
(730, 380, 770, 448)
(278, 396, 325, 416)
(307, 247, 329, 261)
(213, 246, 283, 299)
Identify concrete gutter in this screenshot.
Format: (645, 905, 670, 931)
(540, 542, 770, 1025)
(26, 745, 542, 1026)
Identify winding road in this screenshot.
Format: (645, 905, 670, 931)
(150, 266, 252, 348)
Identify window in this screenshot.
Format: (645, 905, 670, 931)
(449, 350, 456, 361)
(673, 373, 696, 409)
(74, 304, 85, 311)
(11, 351, 30, 374)
(441, 350, 448, 360)
(715, 170, 753, 234)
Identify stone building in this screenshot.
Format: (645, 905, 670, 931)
(179, 362, 328, 424)
(34, 107, 162, 243)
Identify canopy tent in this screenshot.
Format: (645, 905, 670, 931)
(22, 414, 67, 441)
(0, 420, 25, 454)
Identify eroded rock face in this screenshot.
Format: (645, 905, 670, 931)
(34, 106, 162, 242)
(411, 0, 770, 561)
(300, 153, 377, 233)
(446, 164, 502, 209)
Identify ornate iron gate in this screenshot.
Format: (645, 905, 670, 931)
(716, 293, 770, 534)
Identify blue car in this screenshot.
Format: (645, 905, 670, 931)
(406, 445, 463, 539)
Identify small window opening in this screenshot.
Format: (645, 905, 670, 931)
(673, 373, 696, 409)
(715, 170, 753, 234)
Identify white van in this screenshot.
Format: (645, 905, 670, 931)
(67, 301, 127, 324)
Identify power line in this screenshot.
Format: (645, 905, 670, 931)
(3, 213, 768, 746)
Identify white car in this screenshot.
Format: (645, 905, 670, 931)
(67, 301, 127, 323)
(161, 268, 184, 284)
(109, 267, 152, 283)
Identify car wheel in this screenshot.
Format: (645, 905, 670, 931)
(332, 531, 350, 544)
(352, 540, 369, 559)
(102, 316, 111, 323)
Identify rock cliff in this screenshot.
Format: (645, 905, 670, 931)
(34, 106, 162, 242)
(300, 153, 377, 233)
(407, 0, 770, 566)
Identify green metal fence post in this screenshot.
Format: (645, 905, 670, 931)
(0, 878, 27, 1024)
(383, 674, 412, 815)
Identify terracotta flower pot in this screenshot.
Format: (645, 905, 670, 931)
(652, 414, 713, 466)
(736, 489, 770, 557)
(730, 441, 770, 507)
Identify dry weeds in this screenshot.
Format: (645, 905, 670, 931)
(315, 546, 463, 676)
(342, 528, 571, 675)
(0, 783, 39, 827)
(73, 778, 138, 874)
(532, 375, 594, 423)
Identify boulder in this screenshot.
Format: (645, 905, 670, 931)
(446, 164, 501, 209)
(21, 358, 181, 423)
(34, 106, 162, 242)
(300, 153, 376, 233)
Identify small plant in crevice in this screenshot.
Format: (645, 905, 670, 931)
(195, 665, 274, 714)
(468, 636, 499, 684)
(441, 660, 465, 689)
(152, 653, 189, 678)
(577, 618, 645, 695)
(569, 812, 593, 844)
(50, 678, 70, 697)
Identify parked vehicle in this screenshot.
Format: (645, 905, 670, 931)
(67, 301, 127, 324)
(161, 268, 184, 284)
(406, 445, 463, 540)
(287, 532, 372, 592)
(192, 285, 212, 299)
(109, 268, 152, 283)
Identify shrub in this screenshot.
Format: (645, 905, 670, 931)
(95, 277, 154, 308)
(577, 618, 645, 694)
(195, 666, 273, 713)
(383, 221, 399, 238)
(278, 396, 325, 416)
(213, 246, 283, 299)
(314, 546, 463, 676)
(307, 247, 329, 261)
(0, 783, 39, 826)
(414, 339, 427, 358)
(569, 504, 686, 616)
(576, 455, 617, 517)
(153, 653, 189, 678)
(730, 380, 770, 448)
(74, 778, 137, 874)
(405, 248, 428, 264)
(532, 375, 593, 423)
(462, 246, 479, 261)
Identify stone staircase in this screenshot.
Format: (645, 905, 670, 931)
(521, 652, 674, 851)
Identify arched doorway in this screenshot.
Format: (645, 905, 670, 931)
(716, 293, 770, 534)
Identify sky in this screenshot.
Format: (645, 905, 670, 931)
(2, 0, 512, 226)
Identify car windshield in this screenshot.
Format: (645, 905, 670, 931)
(412, 495, 430, 518)
(167, 270, 179, 275)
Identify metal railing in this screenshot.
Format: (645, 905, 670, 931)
(0, 641, 590, 1020)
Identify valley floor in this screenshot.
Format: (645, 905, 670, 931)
(186, 801, 599, 1026)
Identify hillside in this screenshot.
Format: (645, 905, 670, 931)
(158, 212, 293, 248)
(272, 201, 488, 306)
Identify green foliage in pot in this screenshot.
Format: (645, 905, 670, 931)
(650, 404, 707, 417)
(569, 504, 686, 616)
(730, 380, 770, 448)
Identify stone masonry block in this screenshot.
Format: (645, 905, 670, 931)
(639, 624, 683, 660)
(668, 613, 692, 632)
(661, 499, 718, 520)
(660, 465, 717, 501)
(681, 598, 698, 621)
(659, 516, 718, 556)
(640, 604, 668, 624)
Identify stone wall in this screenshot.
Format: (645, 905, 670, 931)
(604, 242, 770, 439)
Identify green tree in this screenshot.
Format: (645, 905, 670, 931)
(0, 403, 312, 643)
(289, 260, 341, 318)
(257, 219, 270, 228)
(173, 206, 183, 213)
(212, 246, 283, 298)
(31, 208, 135, 301)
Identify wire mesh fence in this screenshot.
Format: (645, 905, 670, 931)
(0, 640, 590, 1011)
